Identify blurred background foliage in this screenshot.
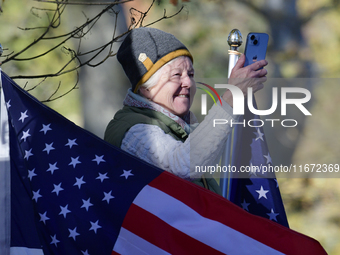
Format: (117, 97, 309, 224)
(1, 0, 340, 253)
(0, 0, 81, 122)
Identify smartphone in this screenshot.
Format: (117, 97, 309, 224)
(244, 32, 269, 67)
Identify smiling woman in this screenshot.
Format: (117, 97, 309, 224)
(139, 56, 196, 118)
(104, 27, 268, 194)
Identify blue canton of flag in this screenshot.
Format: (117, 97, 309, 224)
(229, 97, 289, 228)
(1, 70, 326, 255)
(1, 71, 161, 254)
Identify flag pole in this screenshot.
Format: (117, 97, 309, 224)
(227, 29, 242, 78)
(220, 29, 242, 199)
(0, 64, 11, 255)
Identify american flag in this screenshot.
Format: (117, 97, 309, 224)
(0, 70, 325, 254)
(228, 97, 289, 228)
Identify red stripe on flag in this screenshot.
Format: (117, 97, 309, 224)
(122, 203, 225, 255)
(148, 172, 326, 255)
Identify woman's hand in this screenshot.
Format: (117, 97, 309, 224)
(222, 54, 268, 107)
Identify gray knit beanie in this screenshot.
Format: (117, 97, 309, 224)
(117, 27, 193, 93)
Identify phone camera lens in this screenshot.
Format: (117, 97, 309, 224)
(253, 39, 258, 45)
(250, 35, 256, 40)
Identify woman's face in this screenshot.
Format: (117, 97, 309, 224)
(141, 57, 196, 118)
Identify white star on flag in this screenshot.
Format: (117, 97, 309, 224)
(254, 128, 264, 141)
(39, 211, 50, 224)
(52, 183, 64, 196)
(40, 123, 52, 134)
(28, 168, 37, 181)
(6, 99, 11, 108)
(47, 162, 59, 175)
(19, 110, 29, 123)
(102, 191, 114, 204)
(50, 235, 60, 247)
(267, 208, 280, 221)
(24, 148, 33, 160)
(92, 155, 105, 165)
(43, 142, 55, 155)
(263, 153, 272, 164)
(89, 220, 101, 234)
(74, 176, 86, 189)
(120, 169, 134, 179)
(21, 129, 31, 142)
(81, 198, 93, 211)
(65, 138, 78, 148)
(241, 199, 250, 211)
(69, 156, 81, 168)
(59, 205, 71, 218)
(248, 163, 258, 177)
(81, 250, 90, 255)
(255, 186, 269, 199)
(32, 189, 42, 202)
(39, 212, 50, 225)
(96, 172, 109, 182)
(68, 227, 80, 241)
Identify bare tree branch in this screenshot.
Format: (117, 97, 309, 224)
(34, 0, 133, 6)
(43, 71, 80, 102)
(144, 5, 184, 28)
(0, 0, 185, 102)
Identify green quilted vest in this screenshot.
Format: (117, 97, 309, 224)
(104, 106, 222, 195)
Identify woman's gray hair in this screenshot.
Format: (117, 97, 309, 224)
(139, 56, 186, 92)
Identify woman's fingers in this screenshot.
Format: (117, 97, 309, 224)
(252, 67, 268, 78)
(249, 59, 268, 71)
(230, 58, 268, 79)
(233, 54, 246, 69)
(226, 57, 268, 103)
